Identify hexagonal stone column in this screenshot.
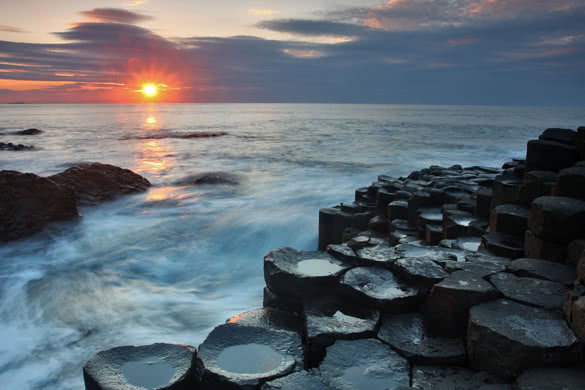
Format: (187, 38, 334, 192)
(83, 343, 203, 390)
(467, 299, 580, 377)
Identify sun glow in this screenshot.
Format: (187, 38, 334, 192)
(141, 83, 158, 97)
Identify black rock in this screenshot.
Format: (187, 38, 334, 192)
(319, 208, 354, 250)
(49, 163, 151, 206)
(567, 239, 585, 266)
(528, 196, 585, 244)
(424, 271, 500, 337)
(411, 365, 510, 390)
(520, 170, 557, 204)
(264, 247, 350, 301)
(261, 370, 334, 390)
(174, 172, 239, 186)
(198, 323, 303, 389)
(0, 142, 35, 151)
(320, 339, 410, 390)
(0, 170, 79, 241)
(262, 286, 302, 314)
(489, 204, 529, 236)
(355, 246, 401, 268)
(378, 313, 466, 365)
(475, 187, 493, 218)
(15, 128, 43, 135)
(539, 128, 578, 145)
(554, 167, 585, 201)
(480, 233, 524, 258)
(524, 229, 566, 262)
(509, 258, 577, 285)
(392, 257, 449, 289)
(388, 200, 409, 221)
(515, 367, 585, 390)
(226, 308, 303, 334)
(467, 299, 580, 377)
(490, 174, 523, 208)
(526, 139, 579, 172)
(83, 343, 203, 390)
(327, 243, 359, 264)
(489, 272, 566, 311)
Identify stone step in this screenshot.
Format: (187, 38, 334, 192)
(488, 204, 530, 236)
(488, 272, 567, 311)
(508, 258, 577, 285)
(480, 232, 524, 258)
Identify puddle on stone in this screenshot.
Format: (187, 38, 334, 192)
(342, 365, 397, 389)
(297, 259, 343, 277)
(122, 357, 175, 390)
(216, 344, 283, 374)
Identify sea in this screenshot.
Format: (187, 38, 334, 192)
(0, 103, 583, 389)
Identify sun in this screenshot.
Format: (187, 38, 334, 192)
(141, 83, 158, 98)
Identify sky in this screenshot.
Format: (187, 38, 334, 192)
(0, 0, 584, 105)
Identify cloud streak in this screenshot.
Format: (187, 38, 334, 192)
(79, 8, 153, 24)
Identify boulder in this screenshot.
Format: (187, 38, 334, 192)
(467, 299, 580, 377)
(424, 271, 500, 337)
(14, 128, 43, 135)
(320, 339, 410, 390)
(340, 267, 421, 312)
(539, 128, 578, 145)
(319, 208, 353, 250)
(83, 343, 203, 390)
(524, 230, 566, 262)
(508, 258, 576, 285)
(489, 272, 566, 311)
(378, 313, 466, 365)
(553, 167, 585, 200)
(264, 247, 350, 301)
(481, 233, 524, 258)
(261, 370, 334, 390)
(411, 365, 510, 390)
(0, 142, 34, 151)
(0, 170, 79, 241)
(515, 367, 585, 390)
(49, 163, 151, 206)
(526, 139, 578, 172)
(488, 204, 529, 236)
(198, 324, 303, 389)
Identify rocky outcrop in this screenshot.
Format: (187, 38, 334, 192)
(0, 142, 34, 151)
(49, 162, 151, 205)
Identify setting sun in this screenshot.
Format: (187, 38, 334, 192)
(141, 83, 158, 97)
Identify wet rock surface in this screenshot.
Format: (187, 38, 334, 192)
(467, 299, 580, 377)
(528, 196, 585, 243)
(411, 365, 510, 390)
(392, 257, 449, 288)
(264, 247, 349, 300)
(508, 258, 576, 284)
(0, 170, 79, 241)
(515, 367, 585, 390)
(378, 313, 465, 365)
(489, 272, 566, 310)
(320, 339, 410, 390)
(355, 245, 401, 267)
(83, 343, 202, 390)
(174, 172, 239, 186)
(226, 308, 303, 334)
(198, 323, 303, 389)
(261, 370, 334, 390)
(50, 162, 151, 205)
(481, 232, 524, 258)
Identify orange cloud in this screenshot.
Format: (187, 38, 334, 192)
(0, 79, 76, 91)
(282, 49, 325, 58)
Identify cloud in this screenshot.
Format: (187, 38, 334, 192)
(248, 9, 275, 16)
(128, 0, 148, 6)
(79, 8, 153, 24)
(0, 25, 27, 33)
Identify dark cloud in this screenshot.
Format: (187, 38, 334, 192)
(79, 8, 153, 24)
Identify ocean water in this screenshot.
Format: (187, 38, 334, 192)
(0, 103, 583, 389)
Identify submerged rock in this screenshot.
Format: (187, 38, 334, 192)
(0, 170, 79, 241)
(198, 323, 303, 389)
(264, 247, 350, 301)
(83, 343, 202, 390)
(320, 339, 410, 390)
(378, 313, 466, 365)
(174, 172, 239, 186)
(14, 128, 43, 135)
(49, 162, 151, 206)
(0, 142, 34, 151)
(467, 299, 580, 377)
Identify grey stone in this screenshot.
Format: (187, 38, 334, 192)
(352, 211, 375, 231)
(264, 248, 350, 301)
(261, 370, 334, 390)
(389, 200, 409, 221)
(509, 258, 577, 285)
(467, 299, 580, 377)
(392, 257, 449, 288)
(412, 365, 510, 390)
(341, 267, 421, 312)
(520, 170, 557, 204)
(378, 313, 466, 365)
(570, 296, 585, 342)
(320, 339, 410, 390)
(481, 233, 524, 258)
(489, 273, 567, 311)
(424, 271, 500, 337)
(263, 286, 302, 314)
(327, 244, 359, 265)
(83, 343, 202, 390)
(489, 204, 530, 236)
(524, 229, 566, 262)
(528, 196, 585, 243)
(226, 308, 303, 334)
(319, 208, 354, 250)
(356, 246, 402, 268)
(199, 324, 303, 388)
(491, 174, 523, 208)
(515, 367, 585, 390)
(368, 215, 388, 233)
(554, 167, 585, 200)
(425, 224, 443, 245)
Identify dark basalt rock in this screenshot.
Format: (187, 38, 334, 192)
(327, 243, 359, 264)
(320, 339, 410, 390)
(424, 271, 500, 337)
(425, 224, 443, 245)
(83, 343, 203, 390)
(174, 172, 239, 186)
(0, 170, 79, 241)
(368, 215, 388, 233)
(515, 367, 585, 390)
(261, 370, 334, 390)
(49, 163, 151, 206)
(388, 200, 409, 221)
(467, 299, 580, 377)
(378, 313, 466, 365)
(524, 230, 566, 262)
(264, 247, 350, 301)
(198, 323, 303, 389)
(319, 208, 354, 250)
(120, 131, 228, 140)
(443, 209, 474, 239)
(489, 272, 566, 311)
(508, 258, 576, 285)
(567, 239, 585, 266)
(14, 128, 43, 135)
(340, 267, 421, 312)
(489, 204, 530, 236)
(411, 365, 510, 390)
(0, 141, 35, 151)
(526, 139, 579, 172)
(226, 308, 303, 334)
(262, 286, 302, 314)
(355, 246, 401, 268)
(457, 256, 508, 278)
(520, 170, 557, 204)
(539, 128, 578, 145)
(475, 187, 493, 218)
(528, 196, 585, 243)
(481, 233, 524, 258)
(303, 297, 380, 367)
(554, 167, 585, 200)
(392, 257, 449, 288)
(491, 174, 523, 208)
(394, 244, 461, 262)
